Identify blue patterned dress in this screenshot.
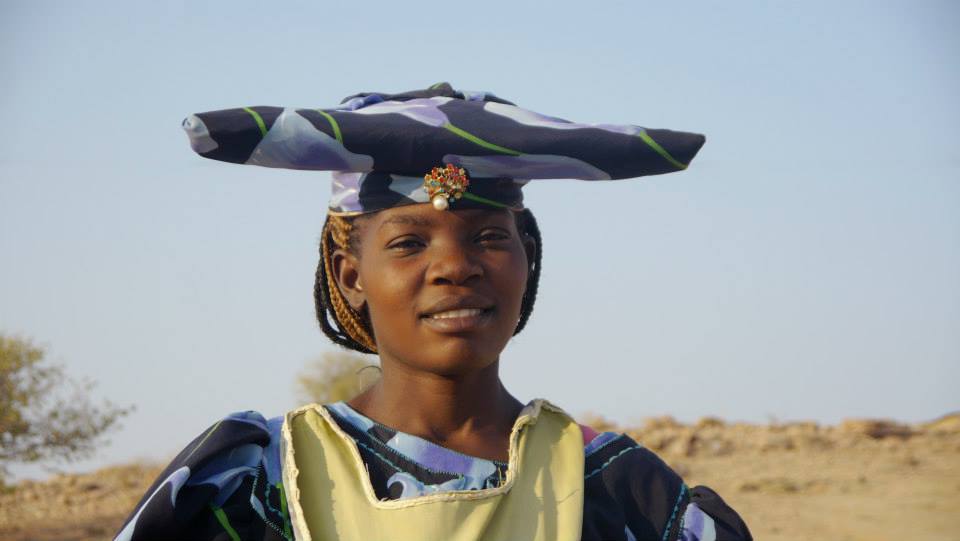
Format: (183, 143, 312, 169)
(115, 404, 751, 541)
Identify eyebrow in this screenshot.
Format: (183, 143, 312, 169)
(378, 214, 436, 230)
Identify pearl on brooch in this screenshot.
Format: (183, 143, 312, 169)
(431, 194, 450, 211)
(423, 164, 470, 211)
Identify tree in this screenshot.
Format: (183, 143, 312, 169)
(296, 351, 380, 404)
(0, 334, 131, 484)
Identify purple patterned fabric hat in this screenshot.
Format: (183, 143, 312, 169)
(182, 83, 705, 215)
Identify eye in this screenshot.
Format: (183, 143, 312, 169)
(475, 228, 511, 244)
(387, 236, 425, 251)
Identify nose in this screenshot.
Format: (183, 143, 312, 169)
(426, 243, 483, 286)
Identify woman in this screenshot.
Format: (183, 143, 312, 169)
(116, 83, 752, 540)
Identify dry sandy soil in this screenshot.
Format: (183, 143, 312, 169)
(2, 414, 958, 541)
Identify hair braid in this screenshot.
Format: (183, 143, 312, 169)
(314, 209, 543, 353)
(514, 208, 541, 335)
(315, 215, 378, 353)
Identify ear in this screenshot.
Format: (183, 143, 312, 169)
(521, 233, 537, 274)
(331, 248, 366, 311)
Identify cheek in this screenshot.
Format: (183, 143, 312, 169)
(494, 252, 530, 316)
(360, 261, 421, 329)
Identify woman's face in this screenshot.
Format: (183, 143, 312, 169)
(334, 205, 533, 376)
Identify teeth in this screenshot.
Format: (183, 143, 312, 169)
(429, 308, 485, 320)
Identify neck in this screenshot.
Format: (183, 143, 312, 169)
(347, 358, 523, 459)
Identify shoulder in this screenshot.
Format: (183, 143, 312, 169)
(583, 431, 677, 481)
(581, 433, 752, 541)
(114, 411, 292, 541)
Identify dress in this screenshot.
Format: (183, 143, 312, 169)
(115, 403, 751, 541)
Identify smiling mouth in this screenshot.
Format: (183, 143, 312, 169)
(426, 308, 488, 320)
(420, 307, 494, 332)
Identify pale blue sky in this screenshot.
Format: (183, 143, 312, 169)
(2, 1, 958, 479)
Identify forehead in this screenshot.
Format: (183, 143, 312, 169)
(366, 205, 515, 232)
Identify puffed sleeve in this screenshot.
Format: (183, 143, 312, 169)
(581, 433, 752, 541)
(113, 411, 293, 541)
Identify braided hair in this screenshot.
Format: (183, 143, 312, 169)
(314, 209, 543, 354)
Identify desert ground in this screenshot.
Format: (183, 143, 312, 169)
(2, 413, 957, 541)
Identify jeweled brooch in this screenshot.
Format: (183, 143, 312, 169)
(423, 164, 470, 211)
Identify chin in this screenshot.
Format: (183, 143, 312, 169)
(405, 338, 505, 377)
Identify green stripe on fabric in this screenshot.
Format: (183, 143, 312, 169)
(316, 110, 343, 144)
(461, 192, 509, 208)
(243, 107, 268, 138)
(443, 123, 522, 156)
(211, 506, 242, 541)
(277, 483, 293, 540)
(637, 131, 687, 170)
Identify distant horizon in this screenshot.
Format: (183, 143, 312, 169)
(9, 396, 957, 483)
